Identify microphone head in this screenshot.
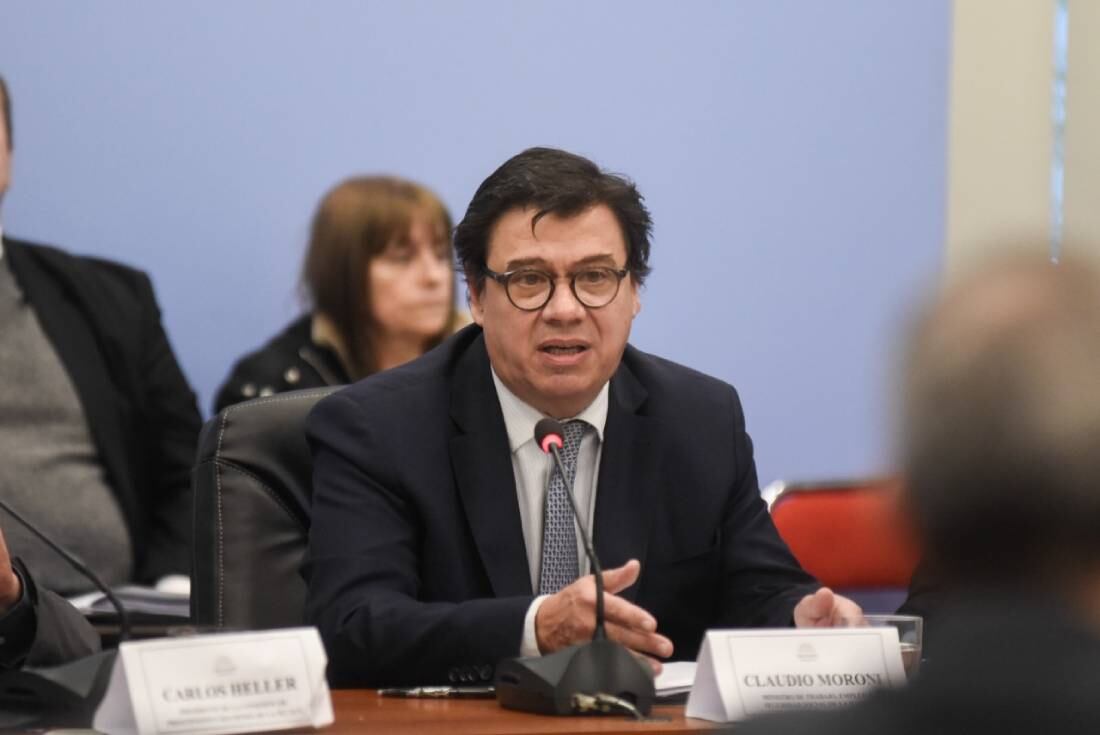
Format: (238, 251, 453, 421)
(534, 418, 565, 454)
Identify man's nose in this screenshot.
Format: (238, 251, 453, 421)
(540, 279, 585, 321)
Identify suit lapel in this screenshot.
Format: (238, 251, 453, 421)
(448, 334, 533, 597)
(593, 357, 660, 604)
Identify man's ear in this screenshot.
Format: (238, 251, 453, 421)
(631, 288, 641, 318)
(467, 277, 486, 326)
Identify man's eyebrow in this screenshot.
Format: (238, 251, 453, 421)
(503, 256, 550, 270)
(503, 253, 619, 271)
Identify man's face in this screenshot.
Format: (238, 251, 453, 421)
(469, 204, 641, 418)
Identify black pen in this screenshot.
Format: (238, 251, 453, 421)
(378, 686, 496, 698)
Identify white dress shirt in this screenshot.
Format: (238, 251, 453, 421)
(490, 369, 609, 656)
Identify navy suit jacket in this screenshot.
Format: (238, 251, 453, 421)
(304, 325, 817, 687)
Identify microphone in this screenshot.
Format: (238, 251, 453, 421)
(494, 418, 656, 717)
(0, 495, 125, 729)
(533, 418, 607, 641)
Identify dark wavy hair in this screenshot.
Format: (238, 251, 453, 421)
(454, 147, 652, 292)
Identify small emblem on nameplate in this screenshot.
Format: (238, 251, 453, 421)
(796, 643, 818, 662)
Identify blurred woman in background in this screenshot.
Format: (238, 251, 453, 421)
(214, 176, 461, 412)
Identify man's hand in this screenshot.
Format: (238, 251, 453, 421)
(535, 559, 673, 673)
(0, 527, 22, 614)
(793, 587, 864, 627)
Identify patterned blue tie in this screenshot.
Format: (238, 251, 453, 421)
(538, 420, 590, 595)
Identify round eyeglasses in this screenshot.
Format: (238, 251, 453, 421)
(482, 266, 630, 311)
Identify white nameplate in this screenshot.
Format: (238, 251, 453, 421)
(93, 627, 334, 735)
(685, 628, 906, 723)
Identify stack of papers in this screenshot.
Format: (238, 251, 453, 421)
(68, 584, 190, 622)
(655, 661, 697, 698)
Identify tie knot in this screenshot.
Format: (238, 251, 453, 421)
(561, 420, 589, 449)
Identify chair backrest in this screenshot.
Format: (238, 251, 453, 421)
(765, 478, 921, 611)
(191, 387, 338, 630)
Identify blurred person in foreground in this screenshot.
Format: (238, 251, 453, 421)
(304, 147, 861, 688)
(739, 251, 1100, 734)
(214, 175, 464, 412)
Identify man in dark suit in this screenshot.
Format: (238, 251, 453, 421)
(0, 75, 200, 659)
(304, 147, 861, 687)
(737, 252, 1100, 734)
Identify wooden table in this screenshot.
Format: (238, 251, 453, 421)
(295, 690, 717, 734)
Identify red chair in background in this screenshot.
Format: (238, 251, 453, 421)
(763, 477, 921, 612)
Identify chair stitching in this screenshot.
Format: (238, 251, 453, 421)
(208, 389, 329, 629)
(230, 389, 335, 410)
(208, 461, 308, 532)
(214, 406, 232, 629)
(199, 462, 308, 629)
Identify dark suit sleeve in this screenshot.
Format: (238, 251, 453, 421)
(897, 559, 942, 620)
(0, 561, 100, 669)
(131, 274, 202, 581)
(896, 558, 949, 660)
(719, 386, 819, 626)
(303, 393, 531, 688)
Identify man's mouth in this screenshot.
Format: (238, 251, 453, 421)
(539, 344, 588, 356)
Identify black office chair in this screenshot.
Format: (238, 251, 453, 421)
(191, 387, 338, 630)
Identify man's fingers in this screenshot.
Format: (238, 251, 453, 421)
(809, 587, 835, 615)
(601, 591, 657, 633)
(829, 594, 864, 626)
(605, 621, 674, 659)
(601, 559, 641, 595)
(0, 527, 20, 612)
(537, 565, 663, 655)
(794, 587, 836, 627)
(632, 651, 664, 677)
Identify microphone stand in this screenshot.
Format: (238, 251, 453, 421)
(543, 442, 606, 641)
(495, 421, 656, 717)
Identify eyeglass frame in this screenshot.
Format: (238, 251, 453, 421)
(481, 265, 631, 311)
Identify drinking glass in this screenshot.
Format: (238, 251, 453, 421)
(849, 614, 923, 679)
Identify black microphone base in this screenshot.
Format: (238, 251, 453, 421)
(495, 638, 655, 716)
(0, 649, 117, 729)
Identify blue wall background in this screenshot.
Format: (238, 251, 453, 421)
(0, 1, 950, 487)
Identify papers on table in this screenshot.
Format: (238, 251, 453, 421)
(68, 584, 190, 621)
(655, 660, 697, 697)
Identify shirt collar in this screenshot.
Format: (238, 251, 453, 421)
(490, 368, 609, 453)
